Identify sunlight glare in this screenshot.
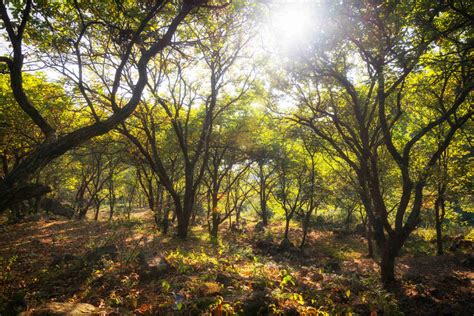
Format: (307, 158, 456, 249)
(267, 2, 317, 53)
(273, 6, 312, 43)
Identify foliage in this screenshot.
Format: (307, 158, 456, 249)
(0, 0, 472, 314)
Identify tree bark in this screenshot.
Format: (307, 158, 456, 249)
(380, 248, 396, 288)
(434, 193, 446, 256)
(366, 215, 374, 258)
(177, 210, 190, 239)
(300, 210, 312, 249)
(259, 163, 269, 226)
(176, 191, 194, 239)
(94, 204, 100, 221)
(284, 217, 290, 239)
(210, 214, 219, 239)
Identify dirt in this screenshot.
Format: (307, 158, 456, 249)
(0, 213, 472, 315)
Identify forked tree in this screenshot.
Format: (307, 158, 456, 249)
(0, 0, 225, 213)
(292, 1, 472, 287)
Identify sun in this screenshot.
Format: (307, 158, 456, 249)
(266, 2, 318, 52)
(272, 6, 313, 43)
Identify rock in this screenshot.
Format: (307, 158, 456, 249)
(324, 261, 341, 273)
(20, 302, 101, 315)
(242, 290, 272, 315)
(40, 198, 75, 219)
(448, 237, 472, 252)
(85, 244, 118, 263)
(216, 272, 234, 287)
(147, 256, 170, 277)
(136, 251, 148, 267)
(196, 282, 222, 296)
(312, 272, 324, 282)
(251, 279, 267, 291)
(255, 235, 274, 250)
(50, 254, 78, 267)
(461, 256, 474, 268)
(278, 238, 298, 252)
(429, 288, 444, 299)
(137, 253, 170, 279)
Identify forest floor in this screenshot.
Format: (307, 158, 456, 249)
(0, 210, 472, 315)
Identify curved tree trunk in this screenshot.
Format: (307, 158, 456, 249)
(0, 3, 194, 213)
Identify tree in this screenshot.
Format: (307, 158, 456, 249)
(290, 1, 473, 287)
(247, 113, 280, 227)
(120, 5, 253, 238)
(297, 132, 326, 250)
(0, 0, 218, 212)
(272, 132, 307, 246)
(428, 130, 472, 255)
(204, 106, 252, 239)
(70, 139, 113, 220)
(0, 73, 75, 219)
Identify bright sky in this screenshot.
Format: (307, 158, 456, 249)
(0, 0, 325, 111)
(264, 1, 321, 52)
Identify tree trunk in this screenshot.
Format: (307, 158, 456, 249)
(176, 196, 192, 239)
(434, 198, 445, 256)
(345, 208, 352, 231)
(94, 204, 100, 221)
(191, 208, 198, 225)
(300, 211, 311, 249)
(367, 217, 374, 258)
(78, 206, 88, 220)
(259, 164, 269, 226)
(380, 249, 396, 288)
(177, 212, 189, 239)
(0, 4, 194, 214)
(210, 214, 219, 239)
(260, 195, 268, 226)
(284, 216, 290, 239)
(109, 197, 115, 221)
(435, 218, 443, 256)
(9, 203, 24, 222)
(33, 196, 41, 214)
(161, 193, 169, 234)
(176, 185, 196, 239)
(151, 184, 163, 230)
(300, 230, 307, 249)
(209, 192, 220, 239)
(162, 211, 169, 234)
(235, 207, 241, 226)
(434, 191, 446, 256)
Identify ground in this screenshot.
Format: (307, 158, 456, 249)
(0, 210, 472, 315)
